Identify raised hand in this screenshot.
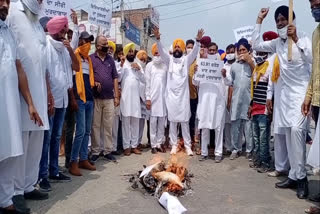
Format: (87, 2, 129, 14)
(153, 27, 161, 40)
(257, 8, 269, 24)
(196, 29, 205, 41)
(287, 24, 298, 43)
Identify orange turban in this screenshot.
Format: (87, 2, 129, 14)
(151, 43, 158, 56)
(173, 39, 186, 52)
(136, 50, 148, 60)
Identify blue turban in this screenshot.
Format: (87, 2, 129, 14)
(236, 38, 251, 51)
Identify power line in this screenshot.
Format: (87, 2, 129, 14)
(160, 0, 244, 21)
(154, 0, 197, 8)
(161, 0, 225, 16)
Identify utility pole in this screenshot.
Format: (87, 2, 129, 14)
(120, 0, 125, 45)
(144, 18, 150, 50)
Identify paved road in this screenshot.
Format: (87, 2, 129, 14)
(28, 149, 319, 214)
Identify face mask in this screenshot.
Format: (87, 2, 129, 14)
(186, 48, 192, 55)
(254, 56, 267, 65)
(312, 8, 320, 22)
(78, 43, 91, 57)
(277, 25, 288, 39)
(100, 46, 109, 53)
(153, 56, 162, 65)
(226, 53, 235, 61)
(136, 58, 146, 69)
(207, 53, 219, 60)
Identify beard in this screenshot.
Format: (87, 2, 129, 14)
(126, 55, 135, 62)
(173, 50, 183, 58)
(0, 7, 8, 21)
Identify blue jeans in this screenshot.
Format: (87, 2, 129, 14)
(252, 114, 271, 165)
(70, 100, 94, 162)
(39, 108, 66, 179)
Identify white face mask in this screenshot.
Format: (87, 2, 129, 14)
(207, 53, 219, 60)
(277, 25, 288, 39)
(226, 53, 235, 61)
(153, 56, 162, 65)
(136, 58, 146, 69)
(186, 48, 192, 55)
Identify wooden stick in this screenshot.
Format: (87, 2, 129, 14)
(288, 0, 293, 61)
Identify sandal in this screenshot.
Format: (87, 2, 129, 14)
(305, 207, 320, 214)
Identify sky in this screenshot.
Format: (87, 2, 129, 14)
(73, 0, 317, 50)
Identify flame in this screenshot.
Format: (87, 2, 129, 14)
(149, 154, 165, 165)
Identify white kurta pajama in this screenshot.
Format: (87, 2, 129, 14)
(193, 79, 226, 157)
(223, 62, 233, 152)
(120, 60, 145, 149)
(252, 24, 312, 180)
(7, 1, 49, 195)
(145, 60, 168, 148)
(267, 54, 290, 173)
(157, 40, 200, 148)
(0, 20, 23, 208)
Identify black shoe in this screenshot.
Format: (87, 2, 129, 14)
(12, 195, 30, 214)
(24, 189, 48, 201)
(99, 151, 104, 157)
(39, 178, 52, 192)
(309, 193, 320, 202)
(49, 172, 71, 183)
(199, 156, 208, 161)
(90, 155, 99, 163)
(111, 151, 121, 156)
(151, 148, 158, 154)
(104, 153, 117, 162)
(297, 177, 309, 199)
(249, 161, 261, 169)
(275, 178, 298, 189)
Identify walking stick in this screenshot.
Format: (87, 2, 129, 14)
(288, 0, 293, 61)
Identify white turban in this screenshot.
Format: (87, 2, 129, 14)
(21, 0, 41, 15)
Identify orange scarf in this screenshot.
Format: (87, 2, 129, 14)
(75, 43, 95, 103)
(271, 55, 280, 82)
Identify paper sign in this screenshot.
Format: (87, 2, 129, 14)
(43, 0, 71, 17)
(89, 3, 112, 29)
(233, 25, 254, 42)
(151, 7, 160, 27)
(159, 192, 187, 214)
(194, 58, 224, 83)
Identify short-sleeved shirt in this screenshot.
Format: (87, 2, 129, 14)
(90, 53, 118, 99)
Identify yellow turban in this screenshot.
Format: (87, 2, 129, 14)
(123, 43, 135, 56)
(136, 50, 148, 60)
(108, 41, 116, 54)
(151, 43, 158, 56)
(173, 39, 186, 52)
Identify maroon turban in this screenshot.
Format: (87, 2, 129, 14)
(263, 31, 279, 41)
(200, 36, 211, 48)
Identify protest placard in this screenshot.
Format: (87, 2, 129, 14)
(43, 0, 71, 18)
(89, 3, 112, 29)
(233, 25, 254, 42)
(150, 7, 160, 28)
(194, 58, 224, 83)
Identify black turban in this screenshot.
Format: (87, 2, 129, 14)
(236, 38, 251, 51)
(274, 5, 296, 21)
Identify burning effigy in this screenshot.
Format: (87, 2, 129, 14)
(128, 153, 193, 198)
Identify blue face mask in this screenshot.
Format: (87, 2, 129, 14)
(312, 8, 320, 22)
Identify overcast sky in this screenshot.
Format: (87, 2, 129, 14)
(73, 0, 317, 50)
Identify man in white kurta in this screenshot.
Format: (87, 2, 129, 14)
(193, 53, 225, 163)
(7, 0, 50, 206)
(222, 44, 236, 154)
(120, 43, 145, 156)
(252, 7, 312, 199)
(154, 28, 204, 156)
(145, 43, 168, 154)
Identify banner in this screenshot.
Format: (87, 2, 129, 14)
(233, 25, 254, 42)
(43, 0, 71, 17)
(125, 20, 141, 45)
(194, 59, 224, 83)
(89, 3, 112, 29)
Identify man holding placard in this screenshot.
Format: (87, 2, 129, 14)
(193, 41, 225, 163)
(252, 6, 312, 199)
